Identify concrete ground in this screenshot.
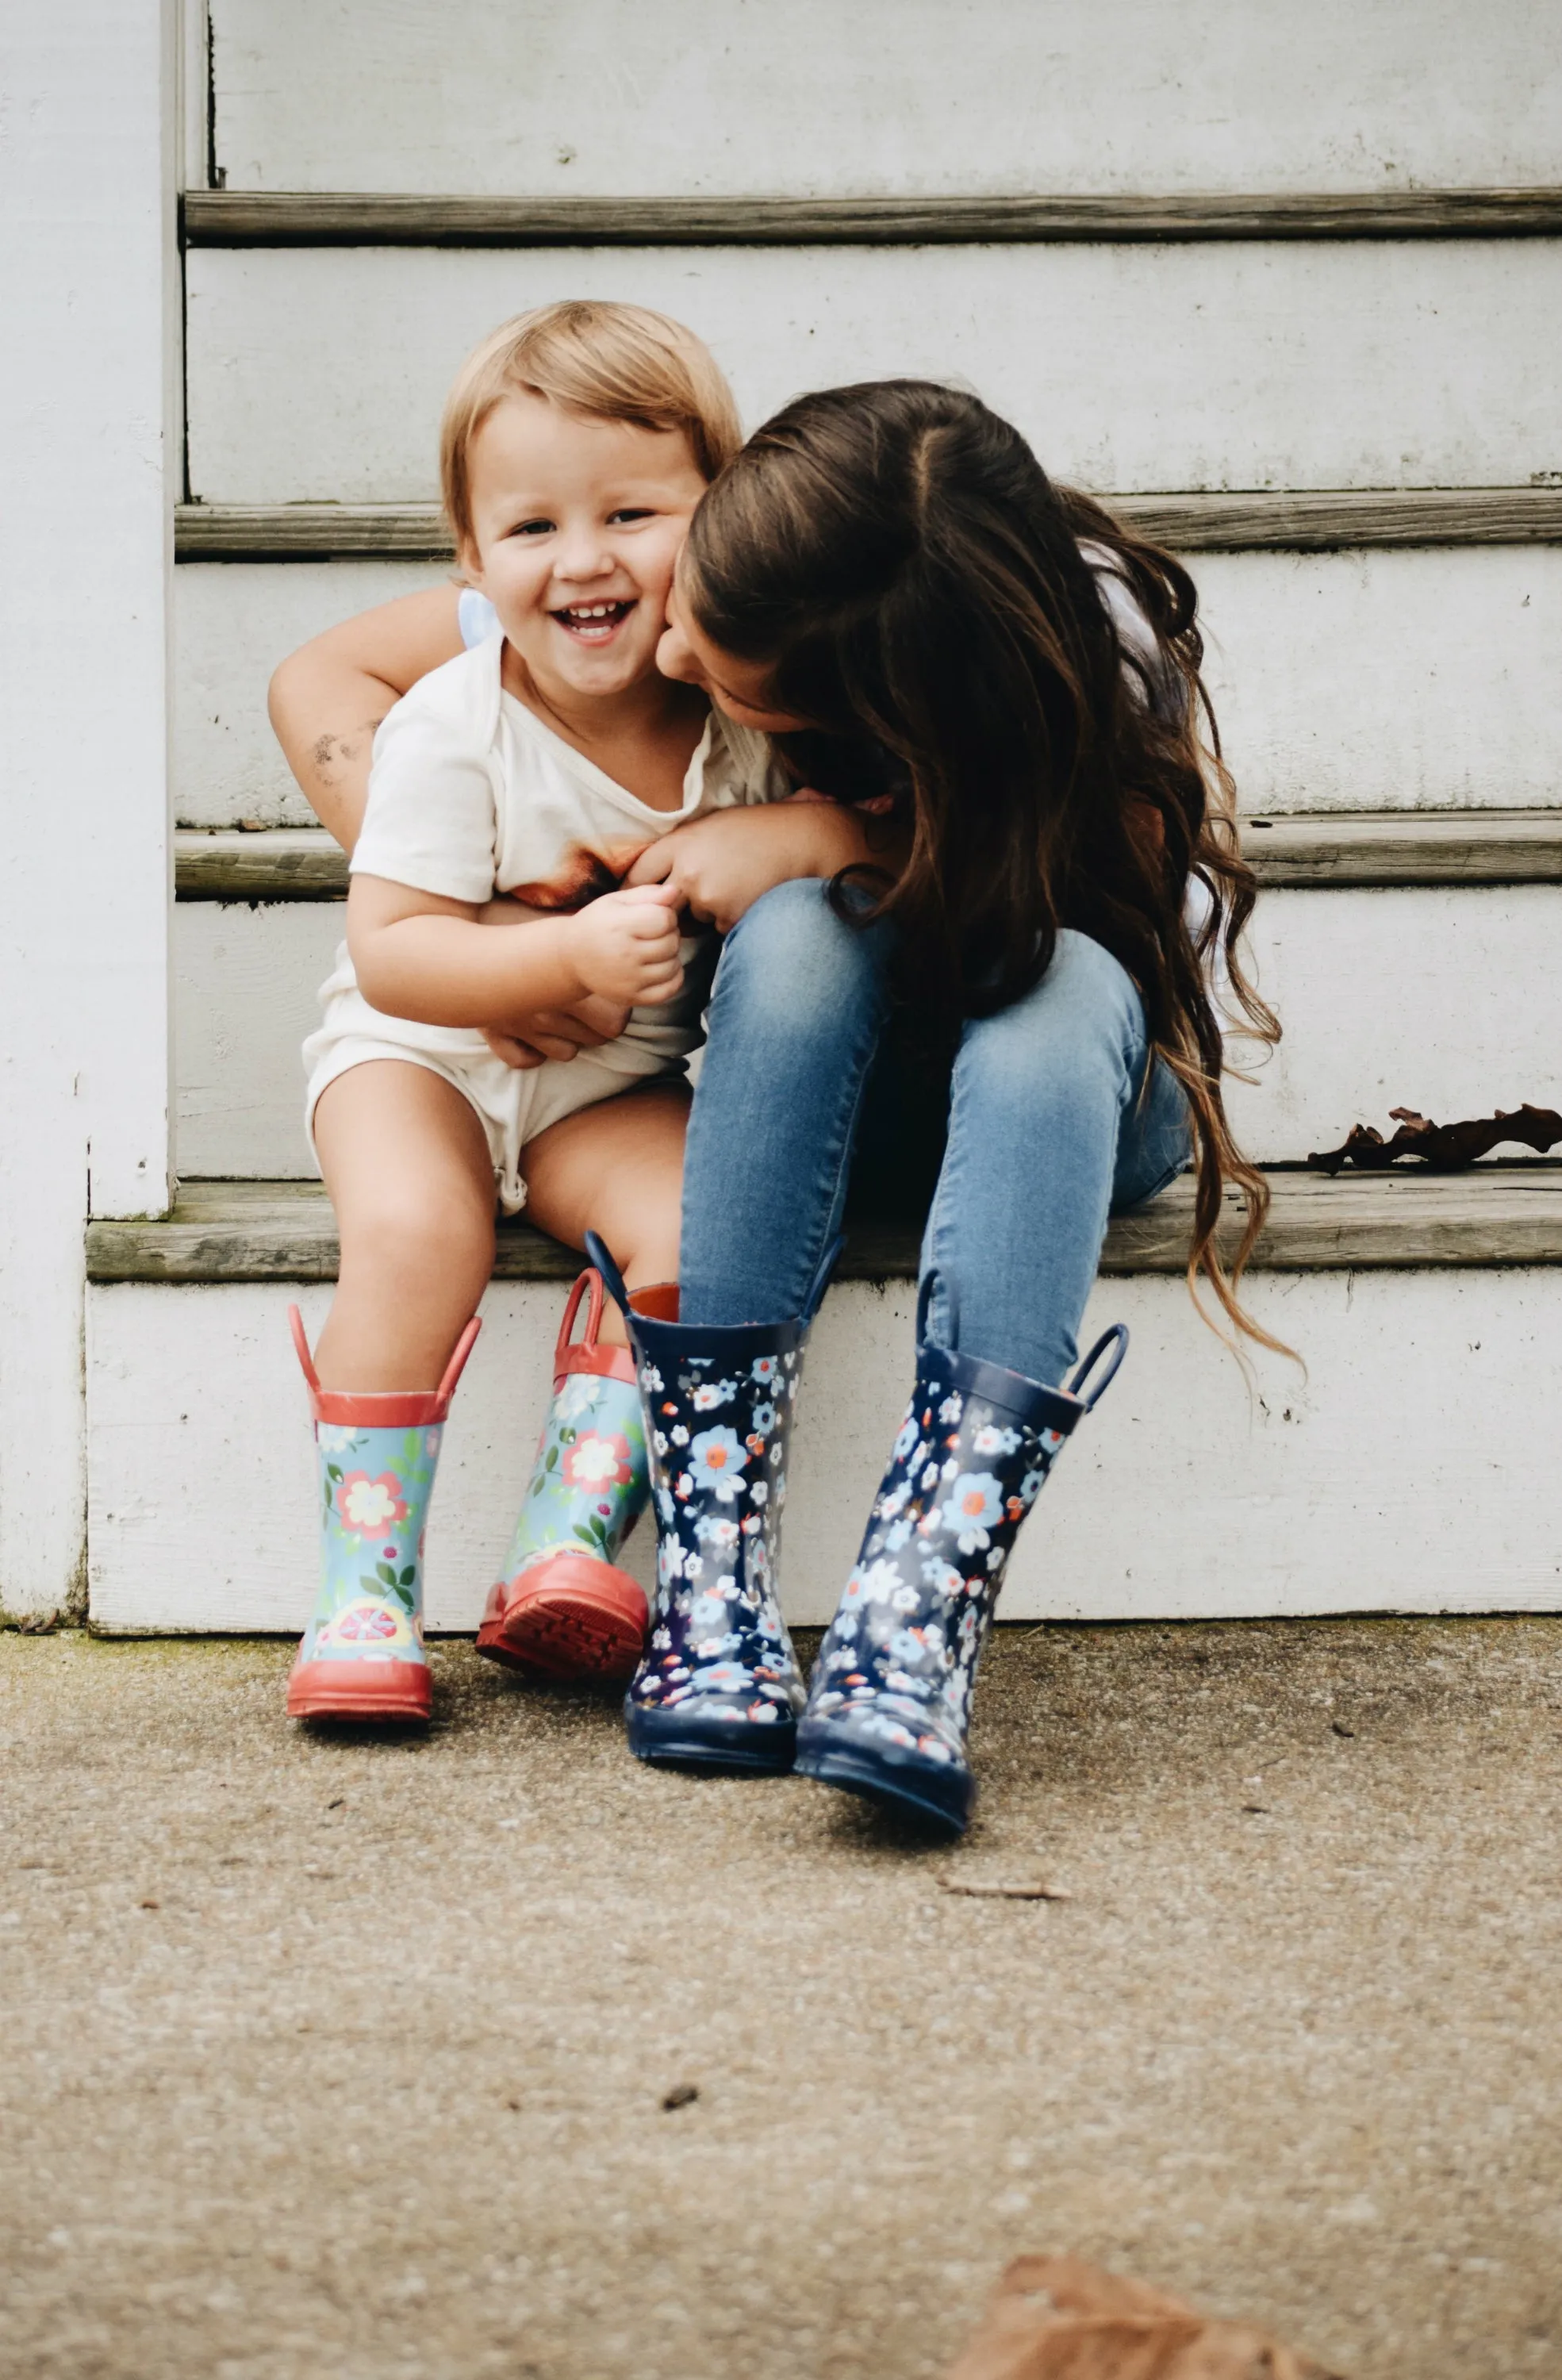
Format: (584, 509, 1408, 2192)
(2, 1622, 1560, 2380)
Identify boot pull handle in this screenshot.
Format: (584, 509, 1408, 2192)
(584, 1231, 630, 1319)
(1066, 1324, 1130, 1411)
(587, 1230, 841, 1330)
(288, 1303, 320, 1393)
(436, 1315, 483, 1407)
(289, 1304, 481, 1413)
(800, 1234, 844, 1325)
(555, 1267, 605, 1365)
(915, 1269, 958, 1351)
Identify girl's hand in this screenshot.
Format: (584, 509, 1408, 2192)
(482, 992, 631, 1071)
(566, 884, 685, 1008)
(624, 800, 897, 932)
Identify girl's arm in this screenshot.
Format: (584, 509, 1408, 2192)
(348, 873, 685, 1031)
(268, 585, 466, 854)
(624, 798, 908, 933)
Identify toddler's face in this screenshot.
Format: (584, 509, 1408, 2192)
(462, 393, 708, 704)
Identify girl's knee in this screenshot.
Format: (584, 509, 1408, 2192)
(960, 932, 1146, 1102)
(718, 878, 890, 1023)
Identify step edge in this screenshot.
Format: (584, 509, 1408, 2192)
(174, 489, 1562, 559)
(182, 187, 1562, 248)
(86, 1171, 1562, 1284)
(173, 815, 1562, 899)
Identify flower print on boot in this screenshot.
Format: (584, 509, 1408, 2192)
(586, 1232, 838, 1776)
(286, 1307, 481, 1723)
(478, 1269, 662, 1683)
(796, 1278, 1128, 1836)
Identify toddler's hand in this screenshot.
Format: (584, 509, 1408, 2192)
(567, 884, 684, 1008)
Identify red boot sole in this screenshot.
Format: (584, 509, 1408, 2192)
(476, 1553, 647, 1683)
(286, 1656, 432, 1723)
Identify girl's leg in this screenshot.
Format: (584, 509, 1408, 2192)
(475, 1084, 689, 1679)
(678, 879, 896, 1326)
(290, 1060, 495, 1722)
(313, 1060, 497, 1389)
(796, 931, 1188, 1832)
(921, 929, 1189, 1385)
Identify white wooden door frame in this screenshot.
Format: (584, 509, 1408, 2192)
(0, 3, 178, 1621)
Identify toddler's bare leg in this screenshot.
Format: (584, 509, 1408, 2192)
(313, 1061, 497, 1388)
(521, 1084, 689, 1344)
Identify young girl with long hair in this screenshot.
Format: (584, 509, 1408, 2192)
(584, 378, 1280, 1833)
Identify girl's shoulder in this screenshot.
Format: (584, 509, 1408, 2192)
(704, 709, 790, 805)
(1077, 537, 1184, 723)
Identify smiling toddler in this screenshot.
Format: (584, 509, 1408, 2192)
(286, 301, 790, 1725)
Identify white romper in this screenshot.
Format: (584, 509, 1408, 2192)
(303, 615, 788, 1211)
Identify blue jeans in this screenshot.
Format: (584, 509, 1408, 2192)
(678, 879, 1191, 1388)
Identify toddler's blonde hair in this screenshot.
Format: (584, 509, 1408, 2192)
(440, 300, 743, 551)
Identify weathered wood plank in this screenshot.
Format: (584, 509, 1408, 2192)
(182, 189, 1562, 248)
(175, 489, 1562, 562)
(185, 244, 1562, 504)
(171, 551, 1562, 827)
(85, 1168, 1562, 1284)
(177, 827, 348, 898)
(169, 890, 1562, 1177)
(176, 505, 455, 559)
(1243, 810, 1562, 885)
(205, 0, 1562, 205)
(173, 812, 1562, 902)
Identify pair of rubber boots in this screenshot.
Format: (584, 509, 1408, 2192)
(286, 1268, 666, 1726)
(585, 1234, 1128, 1838)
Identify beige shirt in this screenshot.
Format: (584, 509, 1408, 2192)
(345, 629, 791, 1063)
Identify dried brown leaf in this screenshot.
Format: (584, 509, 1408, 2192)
(946, 2254, 1345, 2379)
(1307, 1103, 1562, 1174)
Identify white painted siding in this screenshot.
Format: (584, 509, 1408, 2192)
(87, 1267, 1562, 1632)
(175, 559, 439, 827)
(1, 6, 175, 1620)
(174, 548, 1562, 828)
(172, 888, 1562, 1180)
(209, 0, 1562, 198)
(186, 241, 1562, 505)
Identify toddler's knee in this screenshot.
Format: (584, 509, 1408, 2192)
(342, 1191, 492, 1296)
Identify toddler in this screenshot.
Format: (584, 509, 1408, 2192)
(286, 301, 789, 1725)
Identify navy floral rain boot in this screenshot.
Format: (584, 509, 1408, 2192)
(585, 1232, 838, 1776)
(795, 1280, 1129, 1837)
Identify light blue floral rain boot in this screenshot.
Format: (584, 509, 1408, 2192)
(286, 1307, 481, 1723)
(477, 1269, 657, 1683)
(796, 1278, 1129, 1836)
(585, 1232, 839, 1775)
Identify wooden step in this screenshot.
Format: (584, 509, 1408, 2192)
(171, 813, 1562, 902)
(182, 188, 1562, 248)
(174, 488, 1562, 560)
(86, 1169, 1562, 1288)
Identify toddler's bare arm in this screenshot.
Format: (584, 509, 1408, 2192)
(347, 874, 683, 1031)
(268, 586, 466, 853)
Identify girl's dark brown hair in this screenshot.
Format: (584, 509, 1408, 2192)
(681, 378, 1284, 1353)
